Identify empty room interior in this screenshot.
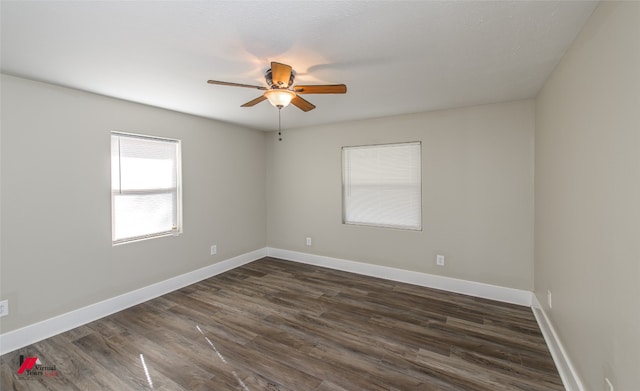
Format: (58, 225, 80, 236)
(0, 1, 638, 390)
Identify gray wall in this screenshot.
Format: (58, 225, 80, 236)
(0, 74, 267, 333)
(535, 2, 640, 389)
(266, 100, 535, 290)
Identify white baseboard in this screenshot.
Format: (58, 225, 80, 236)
(0, 248, 267, 356)
(266, 248, 532, 306)
(531, 295, 585, 391)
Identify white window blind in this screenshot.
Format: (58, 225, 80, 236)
(342, 142, 422, 230)
(111, 132, 182, 244)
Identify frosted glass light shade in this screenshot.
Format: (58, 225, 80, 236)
(264, 89, 295, 108)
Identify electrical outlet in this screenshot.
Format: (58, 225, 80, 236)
(306, 237, 312, 246)
(210, 245, 217, 255)
(436, 254, 445, 266)
(0, 300, 8, 317)
(605, 377, 614, 391)
(548, 290, 553, 309)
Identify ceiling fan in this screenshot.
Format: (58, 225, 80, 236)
(207, 62, 347, 112)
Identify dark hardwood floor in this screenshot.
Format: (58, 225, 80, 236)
(0, 257, 563, 390)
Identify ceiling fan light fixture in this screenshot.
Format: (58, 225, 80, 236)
(264, 89, 296, 108)
(207, 61, 345, 112)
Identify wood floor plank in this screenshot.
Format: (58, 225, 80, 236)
(0, 257, 563, 390)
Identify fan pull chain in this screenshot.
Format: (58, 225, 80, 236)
(278, 108, 283, 141)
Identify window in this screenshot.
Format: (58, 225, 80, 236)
(111, 132, 182, 244)
(342, 142, 422, 230)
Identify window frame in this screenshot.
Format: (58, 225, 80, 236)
(111, 131, 183, 245)
(342, 141, 422, 231)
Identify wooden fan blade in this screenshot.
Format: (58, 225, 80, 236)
(271, 62, 292, 87)
(241, 95, 267, 107)
(207, 80, 266, 90)
(294, 84, 347, 94)
(291, 95, 316, 112)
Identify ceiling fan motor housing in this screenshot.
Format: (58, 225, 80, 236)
(266, 68, 295, 89)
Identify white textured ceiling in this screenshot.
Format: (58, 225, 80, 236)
(1, 1, 597, 131)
